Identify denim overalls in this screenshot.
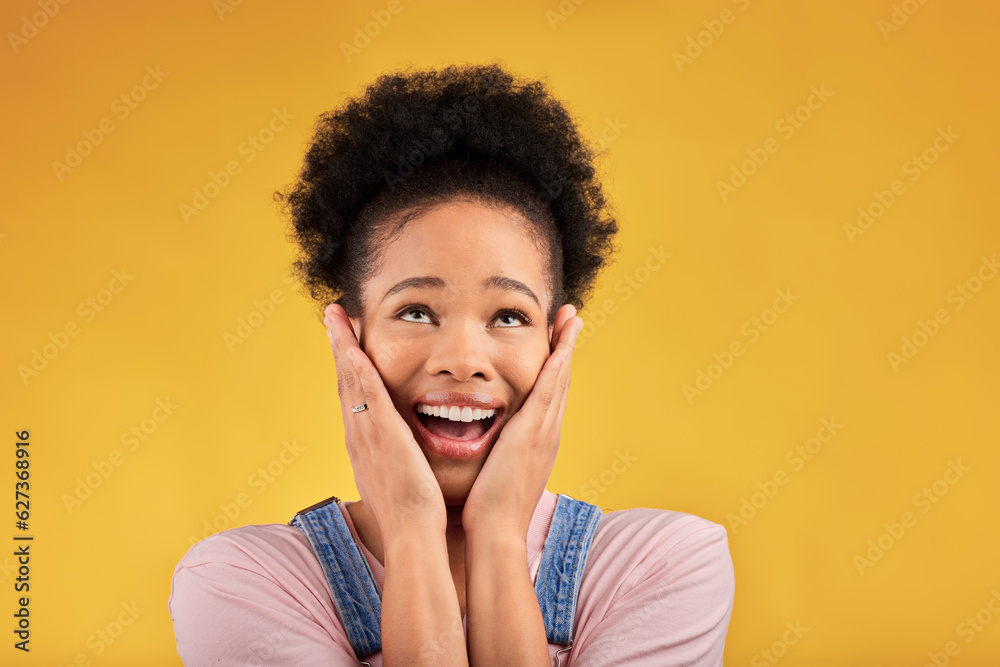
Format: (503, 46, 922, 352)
(289, 493, 604, 666)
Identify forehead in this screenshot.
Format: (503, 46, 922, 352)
(366, 200, 550, 306)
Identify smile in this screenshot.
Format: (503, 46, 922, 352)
(412, 403, 503, 460)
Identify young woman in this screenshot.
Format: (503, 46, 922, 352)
(169, 62, 734, 666)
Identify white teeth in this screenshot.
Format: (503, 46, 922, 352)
(416, 403, 497, 422)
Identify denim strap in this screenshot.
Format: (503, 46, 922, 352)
(290, 492, 603, 658)
(534, 493, 604, 645)
(289, 496, 382, 660)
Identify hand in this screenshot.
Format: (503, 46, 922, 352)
(324, 303, 447, 544)
(461, 303, 584, 539)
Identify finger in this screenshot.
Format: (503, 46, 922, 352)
(524, 316, 581, 417)
(343, 334, 404, 429)
(325, 305, 367, 415)
(553, 315, 583, 367)
(550, 304, 577, 354)
(541, 317, 583, 433)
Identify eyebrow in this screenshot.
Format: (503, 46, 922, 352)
(381, 275, 541, 309)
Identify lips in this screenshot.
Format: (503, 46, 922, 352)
(410, 391, 505, 460)
(414, 390, 505, 410)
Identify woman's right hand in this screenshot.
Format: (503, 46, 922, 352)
(324, 303, 447, 544)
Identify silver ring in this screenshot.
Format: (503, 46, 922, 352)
(351, 403, 368, 413)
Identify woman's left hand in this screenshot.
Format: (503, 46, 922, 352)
(462, 303, 584, 540)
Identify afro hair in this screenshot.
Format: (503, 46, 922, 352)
(277, 61, 620, 325)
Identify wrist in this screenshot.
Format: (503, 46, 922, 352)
(463, 504, 532, 539)
(384, 527, 448, 563)
(465, 527, 527, 561)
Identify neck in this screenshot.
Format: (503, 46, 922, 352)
(348, 499, 468, 568)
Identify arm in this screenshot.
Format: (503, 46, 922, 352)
(465, 529, 550, 666)
(463, 305, 585, 665)
(382, 529, 468, 666)
(328, 304, 468, 665)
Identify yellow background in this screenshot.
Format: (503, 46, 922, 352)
(2, 0, 998, 664)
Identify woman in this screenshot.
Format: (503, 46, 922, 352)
(169, 62, 734, 666)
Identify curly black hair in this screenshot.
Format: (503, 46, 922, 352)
(276, 61, 619, 326)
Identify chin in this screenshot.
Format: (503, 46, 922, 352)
(426, 448, 489, 506)
(403, 403, 509, 506)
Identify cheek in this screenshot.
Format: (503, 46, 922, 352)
(366, 339, 398, 370)
(502, 340, 551, 396)
(364, 332, 430, 385)
(364, 331, 416, 373)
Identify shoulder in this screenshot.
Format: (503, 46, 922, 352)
(169, 522, 333, 614)
(585, 506, 733, 597)
(172, 522, 318, 576)
(571, 507, 735, 665)
(169, 523, 356, 665)
(592, 506, 731, 569)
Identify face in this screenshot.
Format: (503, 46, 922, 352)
(348, 199, 555, 505)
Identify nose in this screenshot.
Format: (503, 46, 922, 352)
(424, 319, 494, 382)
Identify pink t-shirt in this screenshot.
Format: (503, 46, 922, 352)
(168, 489, 734, 665)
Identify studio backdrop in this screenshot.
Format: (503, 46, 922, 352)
(2, 0, 998, 664)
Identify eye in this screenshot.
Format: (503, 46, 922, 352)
(492, 309, 530, 328)
(399, 306, 433, 324)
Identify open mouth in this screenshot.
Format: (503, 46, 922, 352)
(412, 405, 503, 459)
(416, 410, 497, 440)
